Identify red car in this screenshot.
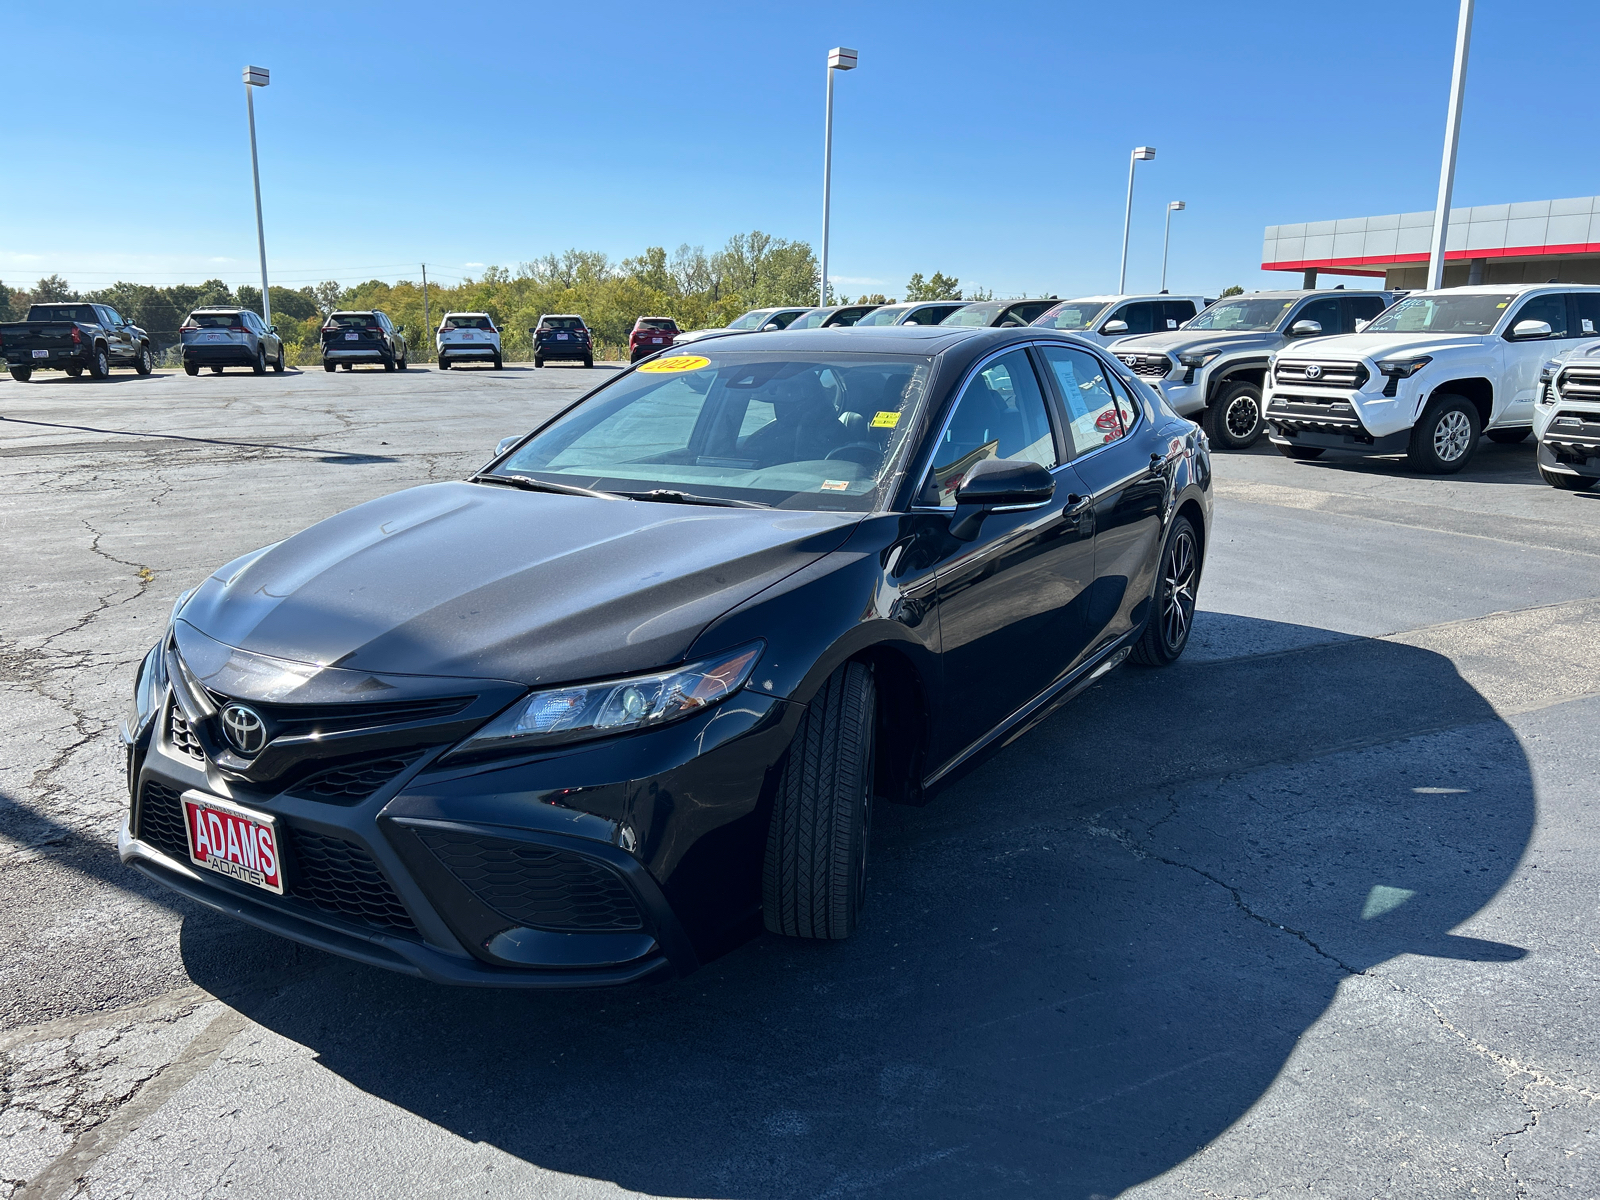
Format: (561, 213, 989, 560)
(629, 317, 679, 363)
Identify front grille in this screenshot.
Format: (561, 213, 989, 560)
(1274, 359, 1370, 389)
(1117, 352, 1172, 379)
(200, 693, 474, 740)
(136, 778, 417, 936)
(417, 830, 643, 932)
(288, 754, 420, 805)
(1557, 367, 1600, 399)
(1266, 395, 1366, 432)
(168, 707, 205, 762)
(1545, 410, 1600, 453)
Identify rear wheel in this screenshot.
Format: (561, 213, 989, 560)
(1408, 394, 1480, 474)
(1539, 464, 1598, 490)
(1202, 381, 1264, 450)
(763, 661, 877, 940)
(323, 360, 336, 373)
(9, 366, 31, 382)
(1487, 426, 1531, 445)
(135, 344, 154, 375)
(534, 356, 544, 368)
(382, 354, 395, 371)
(492, 354, 503, 369)
(1275, 443, 1325, 460)
(583, 355, 594, 369)
(183, 363, 199, 377)
(252, 347, 267, 375)
(438, 356, 450, 370)
(88, 347, 110, 379)
(1130, 516, 1201, 668)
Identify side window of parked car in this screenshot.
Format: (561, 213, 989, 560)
(1343, 295, 1387, 331)
(921, 350, 1057, 507)
(1037, 345, 1128, 457)
(1510, 294, 1570, 338)
(1573, 294, 1600, 337)
(1160, 301, 1195, 329)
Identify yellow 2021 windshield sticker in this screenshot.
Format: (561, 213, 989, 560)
(870, 410, 901, 428)
(638, 355, 710, 373)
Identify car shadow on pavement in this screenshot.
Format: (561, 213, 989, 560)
(182, 614, 1532, 1199)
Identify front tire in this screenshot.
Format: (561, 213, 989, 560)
(763, 661, 877, 940)
(1202, 381, 1264, 450)
(9, 366, 31, 382)
(1539, 464, 1598, 491)
(252, 347, 267, 375)
(1130, 515, 1201, 668)
(1487, 426, 1531, 445)
(135, 344, 154, 375)
(88, 348, 110, 379)
(273, 349, 285, 373)
(1408, 394, 1480, 474)
(1275, 443, 1325, 460)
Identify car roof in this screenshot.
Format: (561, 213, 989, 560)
(684, 323, 1096, 358)
(190, 306, 246, 312)
(1403, 282, 1600, 296)
(443, 310, 491, 317)
(539, 313, 585, 319)
(1224, 289, 1388, 300)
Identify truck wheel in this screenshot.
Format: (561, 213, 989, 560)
(88, 347, 110, 379)
(1130, 515, 1202, 667)
(323, 361, 336, 373)
(1538, 464, 1598, 491)
(1275, 444, 1325, 460)
(763, 661, 877, 940)
(1408, 394, 1480, 474)
(9, 366, 31, 382)
(135, 344, 154, 375)
(64, 364, 83, 378)
(252, 347, 267, 375)
(1202, 381, 1264, 449)
(1486, 427, 1530, 445)
(183, 363, 199, 377)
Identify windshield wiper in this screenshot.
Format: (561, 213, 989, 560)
(617, 489, 770, 509)
(471, 473, 617, 500)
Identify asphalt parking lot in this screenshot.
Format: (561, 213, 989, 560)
(3, 363, 1598, 1199)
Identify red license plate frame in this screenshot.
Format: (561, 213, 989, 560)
(181, 791, 285, 894)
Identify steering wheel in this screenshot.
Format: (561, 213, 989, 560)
(824, 442, 882, 467)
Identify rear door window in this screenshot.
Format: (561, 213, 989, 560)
(1160, 300, 1196, 329)
(1573, 294, 1600, 337)
(1342, 295, 1387, 331)
(1036, 344, 1128, 458)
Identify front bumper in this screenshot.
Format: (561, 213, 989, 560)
(536, 342, 591, 360)
(1536, 408, 1600, 474)
(124, 681, 800, 986)
(1265, 385, 1417, 452)
(1151, 376, 1204, 417)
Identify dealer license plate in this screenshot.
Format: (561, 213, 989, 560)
(556, 332, 569, 340)
(32, 349, 48, 358)
(181, 791, 284, 894)
(345, 332, 359, 340)
(204, 333, 224, 342)
(651, 337, 663, 343)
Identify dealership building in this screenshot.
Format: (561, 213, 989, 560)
(1262, 194, 1600, 290)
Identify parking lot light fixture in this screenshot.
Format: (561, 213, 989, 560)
(820, 47, 858, 308)
(1119, 146, 1156, 295)
(1161, 201, 1185, 293)
(243, 65, 271, 327)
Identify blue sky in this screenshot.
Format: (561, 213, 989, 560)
(3, 0, 1597, 302)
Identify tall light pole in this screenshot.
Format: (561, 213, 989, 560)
(243, 65, 272, 326)
(820, 47, 857, 308)
(1161, 201, 1185, 292)
(1427, 0, 1474, 290)
(1118, 146, 1156, 295)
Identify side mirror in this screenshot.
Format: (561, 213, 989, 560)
(1289, 319, 1323, 337)
(1353, 319, 1370, 332)
(948, 457, 1055, 541)
(267, 324, 278, 334)
(1100, 319, 1129, 335)
(1510, 319, 1553, 341)
(494, 436, 520, 458)
(761, 322, 781, 331)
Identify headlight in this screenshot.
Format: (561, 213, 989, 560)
(1376, 356, 1432, 379)
(1538, 360, 1561, 403)
(125, 642, 167, 742)
(1178, 348, 1223, 368)
(450, 642, 764, 757)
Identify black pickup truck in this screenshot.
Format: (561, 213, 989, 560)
(2, 302, 155, 381)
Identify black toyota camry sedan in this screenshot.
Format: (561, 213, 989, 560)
(120, 325, 1212, 987)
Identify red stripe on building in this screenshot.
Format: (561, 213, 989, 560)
(1263, 241, 1600, 273)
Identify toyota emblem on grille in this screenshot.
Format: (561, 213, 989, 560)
(1304, 364, 1323, 380)
(221, 704, 267, 756)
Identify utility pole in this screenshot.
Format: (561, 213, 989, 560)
(1427, 0, 1474, 291)
(1119, 147, 1156, 295)
(421, 264, 431, 360)
(1161, 201, 1185, 293)
(820, 47, 858, 308)
(243, 66, 272, 326)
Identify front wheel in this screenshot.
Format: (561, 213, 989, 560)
(397, 354, 408, 371)
(88, 348, 110, 379)
(763, 661, 877, 940)
(1408, 394, 1480, 474)
(1539, 464, 1598, 491)
(9, 366, 31, 382)
(252, 347, 267, 375)
(135, 344, 154, 375)
(273, 349, 285, 373)
(1275, 443, 1325, 460)
(1202, 381, 1264, 450)
(1130, 515, 1201, 668)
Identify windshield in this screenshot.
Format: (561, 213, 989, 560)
(1032, 300, 1112, 331)
(1364, 293, 1517, 335)
(540, 316, 586, 330)
(854, 305, 912, 326)
(940, 303, 1001, 327)
(26, 304, 99, 324)
(494, 351, 932, 511)
(1185, 298, 1294, 332)
(443, 315, 493, 330)
(727, 309, 774, 330)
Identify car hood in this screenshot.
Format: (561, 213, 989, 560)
(1111, 328, 1283, 357)
(1283, 332, 1485, 362)
(179, 481, 860, 686)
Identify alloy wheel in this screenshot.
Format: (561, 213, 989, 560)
(1433, 409, 1473, 462)
(1162, 528, 1198, 650)
(1225, 393, 1260, 439)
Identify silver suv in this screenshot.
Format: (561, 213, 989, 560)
(180, 307, 285, 376)
(1108, 289, 1392, 449)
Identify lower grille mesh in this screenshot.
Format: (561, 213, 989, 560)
(289, 755, 419, 805)
(417, 830, 642, 932)
(136, 780, 416, 936)
(168, 708, 205, 762)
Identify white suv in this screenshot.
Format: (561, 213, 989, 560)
(1534, 339, 1600, 489)
(436, 312, 502, 370)
(1262, 284, 1600, 473)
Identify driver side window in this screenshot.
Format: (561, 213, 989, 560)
(921, 350, 1056, 507)
(1511, 294, 1570, 338)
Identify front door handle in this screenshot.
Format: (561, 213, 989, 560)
(1063, 492, 1091, 519)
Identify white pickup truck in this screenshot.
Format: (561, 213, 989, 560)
(1534, 339, 1600, 489)
(1263, 284, 1600, 473)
